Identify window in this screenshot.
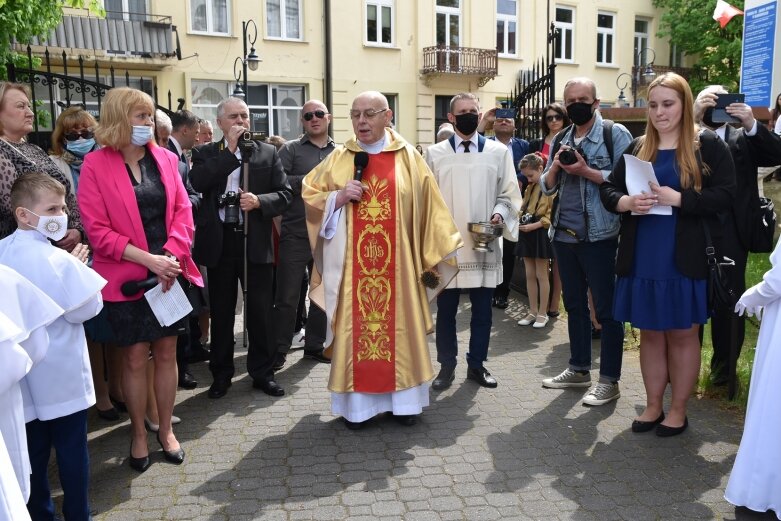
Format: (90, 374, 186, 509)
(190, 0, 229, 35)
(191, 80, 306, 141)
(496, 0, 517, 57)
(104, 0, 146, 21)
(267, 0, 302, 40)
(366, 0, 393, 46)
(669, 43, 684, 68)
(554, 6, 574, 62)
(383, 93, 397, 127)
(596, 11, 615, 65)
(634, 19, 651, 66)
(436, 0, 460, 47)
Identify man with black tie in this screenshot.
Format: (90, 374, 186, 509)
(190, 98, 292, 399)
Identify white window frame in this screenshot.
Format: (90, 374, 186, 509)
(634, 18, 651, 66)
(266, 0, 303, 41)
(596, 11, 616, 66)
(554, 5, 574, 63)
(435, 0, 461, 48)
(189, 0, 230, 36)
(669, 43, 684, 68)
(496, 0, 518, 58)
(365, 0, 394, 47)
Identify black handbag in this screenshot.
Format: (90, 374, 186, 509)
(701, 220, 737, 314)
(749, 196, 776, 253)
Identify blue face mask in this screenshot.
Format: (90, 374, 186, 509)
(131, 125, 153, 146)
(65, 138, 95, 157)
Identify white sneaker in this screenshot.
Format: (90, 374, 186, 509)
(518, 314, 536, 326)
(542, 368, 591, 389)
(532, 315, 549, 328)
(582, 382, 620, 406)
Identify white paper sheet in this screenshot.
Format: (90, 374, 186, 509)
(144, 280, 193, 326)
(623, 154, 672, 216)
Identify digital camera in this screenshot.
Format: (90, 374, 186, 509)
(520, 213, 536, 225)
(218, 190, 240, 224)
(559, 145, 586, 166)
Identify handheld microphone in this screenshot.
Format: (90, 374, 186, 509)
(353, 152, 369, 182)
(120, 276, 159, 297)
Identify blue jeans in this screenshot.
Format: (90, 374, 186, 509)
(26, 408, 91, 521)
(553, 239, 623, 381)
(435, 287, 494, 368)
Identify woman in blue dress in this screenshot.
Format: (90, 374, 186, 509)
(600, 73, 735, 436)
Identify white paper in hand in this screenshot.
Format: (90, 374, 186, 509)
(144, 279, 193, 326)
(623, 154, 672, 216)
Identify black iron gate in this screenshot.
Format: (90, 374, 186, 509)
(6, 46, 183, 150)
(508, 23, 558, 142)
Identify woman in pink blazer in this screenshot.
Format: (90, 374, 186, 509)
(79, 87, 202, 472)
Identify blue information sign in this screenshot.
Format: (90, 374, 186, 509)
(741, 1, 777, 106)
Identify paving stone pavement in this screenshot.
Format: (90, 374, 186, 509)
(74, 294, 777, 521)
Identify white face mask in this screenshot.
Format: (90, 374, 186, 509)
(131, 125, 153, 146)
(24, 209, 68, 242)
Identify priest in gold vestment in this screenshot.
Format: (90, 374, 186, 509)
(302, 92, 462, 428)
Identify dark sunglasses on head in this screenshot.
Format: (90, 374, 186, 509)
(546, 114, 563, 122)
(64, 130, 94, 141)
(303, 110, 328, 121)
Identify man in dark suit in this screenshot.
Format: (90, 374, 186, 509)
(695, 86, 781, 387)
(190, 97, 292, 399)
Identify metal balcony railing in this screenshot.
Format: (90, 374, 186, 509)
(421, 45, 498, 86)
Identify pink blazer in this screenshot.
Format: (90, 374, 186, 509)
(78, 144, 203, 302)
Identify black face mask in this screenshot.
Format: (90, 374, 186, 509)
(701, 107, 718, 129)
(454, 113, 479, 136)
(566, 102, 595, 126)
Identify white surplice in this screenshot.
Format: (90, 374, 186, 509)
(725, 240, 781, 518)
(425, 137, 522, 288)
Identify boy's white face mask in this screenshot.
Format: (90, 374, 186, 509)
(23, 209, 68, 242)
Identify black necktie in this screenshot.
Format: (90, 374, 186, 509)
(463, 141, 471, 153)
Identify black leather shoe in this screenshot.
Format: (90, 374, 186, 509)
(178, 371, 197, 390)
(156, 433, 185, 465)
(432, 365, 456, 390)
(207, 379, 231, 399)
(631, 412, 665, 433)
(187, 344, 211, 363)
(109, 394, 127, 413)
(343, 418, 366, 430)
(303, 349, 331, 364)
(128, 440, 151, 473)
(253, 379, 285, 397)
(656, 417, 688, 437)
(97, 406, 120, 421)
(393, 414, 417, 426)
(272, 353, 287, 371)
(467, 367, 498, 388)
(494, 296, 508, 309)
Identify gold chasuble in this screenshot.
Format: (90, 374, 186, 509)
(303, 129, 462, 394)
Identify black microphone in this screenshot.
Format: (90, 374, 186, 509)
(120, 276, 159, 296)
(354, 152, 369, 182)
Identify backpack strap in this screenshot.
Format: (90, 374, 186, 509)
(602, 119, 614, 162)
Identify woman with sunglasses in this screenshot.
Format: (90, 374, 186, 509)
(49, 107, 98, 197)
(0, 81, 83, 246)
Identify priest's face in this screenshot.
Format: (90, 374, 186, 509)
(350, 94, 392, 145)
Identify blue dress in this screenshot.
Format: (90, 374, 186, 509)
(613, 149, 708, 330)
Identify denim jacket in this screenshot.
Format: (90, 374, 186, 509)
(539, 111, 632, 242)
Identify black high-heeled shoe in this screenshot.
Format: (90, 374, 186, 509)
(128, 439, 151, 473)
(156, 433, 185, 464)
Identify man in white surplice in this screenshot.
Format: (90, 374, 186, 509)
(424, 92, 523, 390)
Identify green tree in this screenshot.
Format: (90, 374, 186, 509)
(0, 0, 103, 78)
(653, 0, 744, 93)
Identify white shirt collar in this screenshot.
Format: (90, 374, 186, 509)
(169, 135, 183, 157)
(454, 133, 478, 153)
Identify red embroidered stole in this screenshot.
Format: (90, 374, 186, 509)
(351, 152, 396, 392)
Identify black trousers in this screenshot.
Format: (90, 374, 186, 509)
(272, 235, 326, 353)
(208, 226, 275, 383)
(494, 238, 517, 299)
(709, 216, 748, 382)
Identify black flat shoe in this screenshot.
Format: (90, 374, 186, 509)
(656, 417, 688, 437)
(128, 439, 151, 473)
(110, 395, 127, 413)
(253, 378, 285, 397)
(494, 296, 508, 309)
(432, 365, 456, 390)
(547, 310, 560, 318)
(466, 367, 498, 388)
(631, 412, 665, 433)
(97, 406, 120, 421)
(178, 371, 197, 390)
(156, 433, 185, 464)
(208, 379, 231, 399)
(393, 414, 417, 426)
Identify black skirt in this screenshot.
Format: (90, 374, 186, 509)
(516, 227, 553, 259)
(105, 298, 187, 347)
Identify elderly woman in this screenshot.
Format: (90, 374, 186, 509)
(79, 87, 202, 472)
(0, 82, 82, 246)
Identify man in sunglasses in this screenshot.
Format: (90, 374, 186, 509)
(271, 100, 335, 372)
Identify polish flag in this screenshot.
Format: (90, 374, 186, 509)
(712, 0, 744, 28)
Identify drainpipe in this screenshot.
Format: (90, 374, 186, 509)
(324, 0, 333, 138)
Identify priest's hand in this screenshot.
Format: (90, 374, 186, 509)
(335, 180, 365, 209)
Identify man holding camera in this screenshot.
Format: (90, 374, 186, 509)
(539, 77, 632, 406)
(190, 97, 292, 399)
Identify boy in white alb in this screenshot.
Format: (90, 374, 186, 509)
(0, 173, 106, 521)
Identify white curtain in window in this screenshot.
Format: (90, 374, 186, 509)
(213, 0, 227, 33)
(285, 0, 300, 39)
(267, 0, 281, 37)
(191, 0, 207, 31)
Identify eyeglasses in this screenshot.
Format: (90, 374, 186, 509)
(303, 110, 328, 121)
(545, 114, 563, 123)
(349, 108, 388, 120)
(64, 130, 94, 141)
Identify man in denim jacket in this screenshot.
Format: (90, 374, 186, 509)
(539, 77, 632, 406)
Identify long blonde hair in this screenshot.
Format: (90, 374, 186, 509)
(94, 87, 155, 150)
(634, 72, 705, 191)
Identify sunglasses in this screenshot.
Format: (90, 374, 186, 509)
(546, 114, 564, 123)
(64, 130, 94, 141)
(303, 110, 328, 121)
